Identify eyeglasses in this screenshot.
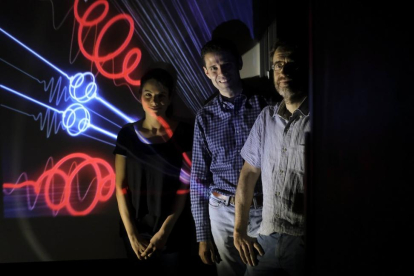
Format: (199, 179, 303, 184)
(271, 61, 299, 72)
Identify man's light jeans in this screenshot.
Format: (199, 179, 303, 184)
(209, 194, 262, 276)
(245, 232, 305, 276)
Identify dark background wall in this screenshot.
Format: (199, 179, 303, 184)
(309, 1, 413, 275)
(253, 1, 413, 274)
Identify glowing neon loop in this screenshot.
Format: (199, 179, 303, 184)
(62, 103, 91, 136)
(74, 0, 142, 86)
(67, 72, 134, 122)
(3, 153, 115, 216)
(69, 72, 97, 103)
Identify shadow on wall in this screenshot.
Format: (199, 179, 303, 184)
(212, 19, 257, 56)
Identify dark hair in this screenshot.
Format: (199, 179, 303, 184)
(139, 68, 176, 117)
(140, 68, 175, 97)
(270, 39, 308, 94)
(269, 39, 301, 60)
(269, 39, 308, 74)
(200, 38, 241, 67)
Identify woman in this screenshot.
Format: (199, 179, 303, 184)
(113, 68, 194, 273)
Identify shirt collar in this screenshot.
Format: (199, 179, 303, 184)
(296, 97, 309, 116)
(274, 96, 309, 119)
(217, 90, 247, 110)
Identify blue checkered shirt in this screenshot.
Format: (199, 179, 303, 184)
(190, 90, 267, 242)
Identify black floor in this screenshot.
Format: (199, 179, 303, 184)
(2, 257, 218, 275)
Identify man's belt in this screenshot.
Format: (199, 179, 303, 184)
(211, 191, 263, 208)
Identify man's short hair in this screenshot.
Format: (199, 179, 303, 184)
(200, 38, 241, 67)
(270, 39, 301, 60)
(269, 39, 308, 72)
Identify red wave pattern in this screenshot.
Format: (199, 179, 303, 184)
(3, 153, 115, 216)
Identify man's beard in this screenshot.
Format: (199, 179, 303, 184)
(276, 84, 304, 104)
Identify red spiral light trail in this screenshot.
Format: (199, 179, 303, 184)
(74, 0, 142, 86)
(3, 153, 115, 216)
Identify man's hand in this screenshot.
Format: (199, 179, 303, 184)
(233, 161, 262, 266)
(199, 240, 220, 265)
(234, 232, 264, 266)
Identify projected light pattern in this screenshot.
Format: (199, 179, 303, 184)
(69, 72, 97, 103)
(62, 103, 91, 136)
(179, 168, 191, 186)
(74, 0, 142, 86)
(111, 0, 254, 113)
(0, 27, 134, 141)
(69, 72, 133, 123)
(0, 27, 70, 79)
(0, 84, 117, 139)
(1, 0, 252, 220)
(0, 29, 135, 125)
(0, 104, 62, 138)
(0, 57, 71, 106)
(2, 153, 115, 217)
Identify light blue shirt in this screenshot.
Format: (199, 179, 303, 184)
(241, 98, 310, 236)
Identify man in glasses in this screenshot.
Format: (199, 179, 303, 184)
(234, 39, 309, 276)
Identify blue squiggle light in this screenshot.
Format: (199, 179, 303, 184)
(68, 72, 134, 122)
(0, 57, 71, 106)
(0, 104, 62, 138)
(0, 84, 118, 140)
(1, 28, 133, 124)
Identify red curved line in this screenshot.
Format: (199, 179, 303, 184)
(44, 169, 69, 210)
(94, 14, 134, 62)
(76, 0, 109, 61)
(182, 153, 192, 167)
(176, 189, 190, 195)
(123, 48, 142, 86)
(65, 159, 101, 215)
(74, 0, 109, 27)
(3, 181, 36, 190)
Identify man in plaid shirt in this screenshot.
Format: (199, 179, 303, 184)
(190, 38, 268, 276)
(234, 39, 309, 276)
